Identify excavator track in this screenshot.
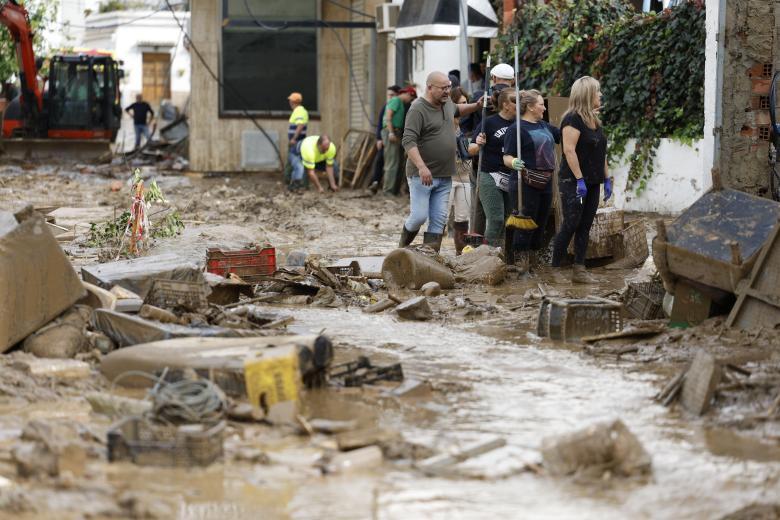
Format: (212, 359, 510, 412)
(0, 138, 112, 162)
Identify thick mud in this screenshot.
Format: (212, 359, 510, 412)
(0, 165, 778, 519)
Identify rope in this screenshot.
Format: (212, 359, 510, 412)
(111, 369, 226, 425)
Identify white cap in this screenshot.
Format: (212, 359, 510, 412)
(490, 63, 515, 80)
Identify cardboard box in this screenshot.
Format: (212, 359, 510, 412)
(0, 207, 84, 352)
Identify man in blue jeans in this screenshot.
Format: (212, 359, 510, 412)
(125, 94, 154, 150)
(400, 71, 482, 252)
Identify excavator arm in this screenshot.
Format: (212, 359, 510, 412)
(0, 0, 44, 119)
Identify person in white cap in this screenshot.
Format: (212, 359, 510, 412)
(490, 63, 515, 88)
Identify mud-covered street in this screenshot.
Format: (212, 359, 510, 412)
(0, 163, 779, 520)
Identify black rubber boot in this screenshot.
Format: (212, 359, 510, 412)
(423, 232, 443, 253)
(399, 226, 419, 247)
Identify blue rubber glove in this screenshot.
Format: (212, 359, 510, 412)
(576, 178, 587, 199)
(604, 178, 612, 201)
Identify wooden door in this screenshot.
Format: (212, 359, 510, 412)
(142, 52, 171, 108)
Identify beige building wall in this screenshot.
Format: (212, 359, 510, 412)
(190, 0, 372, 172)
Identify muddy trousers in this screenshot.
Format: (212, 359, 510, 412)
(512, 181, 553, 252)
(478, 171, 511, 247)
(382, 129, 401, 195)
(470, 174, 486, 235)
(370, 146, 384, 185)
(551, 177, 600, 266)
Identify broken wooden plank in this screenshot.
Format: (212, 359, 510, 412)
(680, 350, 721, 415)
(656, 370, 686, 406)
(417, 438, 506, 473)
(363, 299, 397, 314)
(581, 324, 666, 343)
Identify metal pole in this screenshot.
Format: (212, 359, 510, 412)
(459, 0, 469, 82)
(369, 27, 377, 128)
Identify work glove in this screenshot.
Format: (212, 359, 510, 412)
(604, 178, 613, 201)
(576, 178, 587, 199)
(511, 158, 525, 171)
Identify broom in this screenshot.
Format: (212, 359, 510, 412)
(464, 55, 492, 246)
(505, 40, 538, 231)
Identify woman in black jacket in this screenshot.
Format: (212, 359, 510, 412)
(551, 76, 611, 284)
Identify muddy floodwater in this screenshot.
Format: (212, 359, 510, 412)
(1, 168, 779, 519)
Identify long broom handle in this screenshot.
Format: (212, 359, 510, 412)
(514, 41, 523, 214)
(469, 55, 491, 234)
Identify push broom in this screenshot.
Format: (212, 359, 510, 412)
(505, 40, 538, 232)
(464, 56, 491, 247)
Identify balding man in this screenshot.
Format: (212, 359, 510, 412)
(398, 71, 482, 252)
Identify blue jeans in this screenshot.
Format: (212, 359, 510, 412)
(134, 124, 151, 149)
(289, 146, 305, 182)
(404, 176, 452, 234)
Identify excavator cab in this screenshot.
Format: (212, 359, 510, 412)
(46, 54, 123, 141)
(3, 53, 122, 141)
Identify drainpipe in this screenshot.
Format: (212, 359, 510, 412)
(460, 0, 468, 82)
(712, 0, 727, 175)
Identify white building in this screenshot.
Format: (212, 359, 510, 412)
(80, 9, 191, 150)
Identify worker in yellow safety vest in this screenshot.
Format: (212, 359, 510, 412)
(290, 134, 339, 193)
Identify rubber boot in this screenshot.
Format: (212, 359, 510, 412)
(453, 221, 468, 255)
(399, 226, 419, 247)
(572, 264, 597, 284)
(515, 251, 530, 274)
(423, 232, 443, 253)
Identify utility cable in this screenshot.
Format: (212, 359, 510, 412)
(111, 369, 226, 425)
(324, 0, 375, 20)
(58, 6, 167, 30)
(163, 0, 283, 168)
(238, 0, 374, 126)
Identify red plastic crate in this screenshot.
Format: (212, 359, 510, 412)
(206, 246, 276, 283)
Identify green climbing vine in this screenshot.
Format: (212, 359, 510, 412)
(496, 0, 705, 195)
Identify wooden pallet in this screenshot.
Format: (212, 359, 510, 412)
(337, 129, 377, 189)
(726, 219, 780, 330)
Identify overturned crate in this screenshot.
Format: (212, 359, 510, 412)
(206, 246, 276, 283)
(623, 280, 665, 320)
(568, 208, 624, 260)
(108, 417, 225, 467)
(144, 279, 210, 312)
(537, 297, 623, 342)
(653, 186, 780, 302)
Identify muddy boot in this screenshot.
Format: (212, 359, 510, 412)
(514, 251, 530, 274)
(572, 264, 598, 284)
(423, 232, 443, 253)
(549, 266, 570, 284)
(368, 181, 379, 194)
(453, 221, 468, 255)
(399, 226, 419, 247)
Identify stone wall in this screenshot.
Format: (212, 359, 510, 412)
(720, 0, 778, 195)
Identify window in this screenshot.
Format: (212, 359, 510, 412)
(221, 0, 318, 116)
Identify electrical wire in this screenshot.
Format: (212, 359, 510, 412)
(57, 6, 167, 30)
(163, 0, 284, 168)
(111, 369, 226, 425)
(236, 1, 374, 126)
(323, 0, 375, 20)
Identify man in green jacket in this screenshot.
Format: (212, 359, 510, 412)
(382, 86, 415, 196)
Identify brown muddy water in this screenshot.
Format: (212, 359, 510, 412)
(1, 170, 779, 519)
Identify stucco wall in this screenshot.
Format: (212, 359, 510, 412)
(612, 139, 706, 215)
(81, 11, 191, 152)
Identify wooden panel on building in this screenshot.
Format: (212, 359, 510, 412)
(142, 52, 171, 108)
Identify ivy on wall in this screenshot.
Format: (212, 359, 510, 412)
(495, 0, 706, 194)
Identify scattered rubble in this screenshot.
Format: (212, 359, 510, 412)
(541, 419, 652, 478)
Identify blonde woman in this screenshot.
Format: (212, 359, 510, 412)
(551, 76, 610, 283)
